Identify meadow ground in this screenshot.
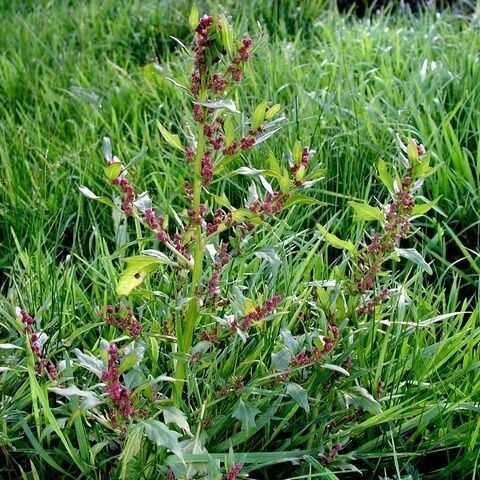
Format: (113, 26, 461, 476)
(1, 1, 479, 479)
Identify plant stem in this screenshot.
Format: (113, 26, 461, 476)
(173, 85, 207, 405)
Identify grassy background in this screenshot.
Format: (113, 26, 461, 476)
(1, 1, 479, 478)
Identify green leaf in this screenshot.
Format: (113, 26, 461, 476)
(411, 198, 439, 216)
(223, 115, 235, 146)
(395, 247, 432, 275)
(271, 347, 292, 372)
(265, 104, 281, 120)
(348, 201, 384, 222)
(377, 159, 394, 194)
(188, 5, 199, 30)
(73, 349, 104, 378)
(279, 169, 291, 194)
(344, 386, 382, 414)
(268, 151, 282, 176)
(104, 161, 124, 181)
(142, 419, 183, 459)
(163, 406, 192, 436)
(316, 224, 356, 252)
(157, 121, 183, 151)
(231, 208, 256, 223)
(210, 192, 232, 209)
(283, 195, 325, 209)
(218, 14, 234, 56)
(78, 186, 114, 208)
(407, 138, 420, 163)
(252, 101, 267, 129)
(232, 398, 259, 431)
(116, 255, 166, 296)
(118, 351, 138, 374)
(286, 382, 310, 413)
(321, 363, 350, 376)
(120, 424, 144, 480)
(292, 141, 303, 164)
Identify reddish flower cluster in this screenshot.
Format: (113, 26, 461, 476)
(291, 350, 310, 367)
(289, 328, 338, 370)
(187, 203, 206, 225)
(207, 73, 227, 94)
(173, 231, 191, 259)
(183, 180, 193, 199)
(204, 122, 224, 151)
(19, 309, 57, 378)
(356, 170, 417, 294)
(291, 147, 312, 184)
(356, 288, 390, 315)
(249, 191, 290, 217)
(142, 208, 170, 244)
(102, 304, 142, 338)
(193, 14, 214, 72)
(222, 131, 259, 156)
(101, 344, 136, 418)
(227, 38, 252, 83)
(184, 146, 195, 162)
(113, 176, 135, 215)
(143, 207, 163, 230)
(200, 328, 218, 343)
(223, 141, 239, 156)
(240, 136, 255, 150)
(322, 444, 343, 465)
(232, 294, 282, 331)
(206, 208, 231, 235)
(201, 151, 214, 184)
(193, 103, 204, 122)
(222, 463, 243, 480)
(207, 241, 229, 300)
(215, 376, 244, 398)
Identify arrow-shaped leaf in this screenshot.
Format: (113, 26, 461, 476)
(157, 121, 184, 151)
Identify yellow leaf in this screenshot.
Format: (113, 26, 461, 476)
(116, 255, 164, 296)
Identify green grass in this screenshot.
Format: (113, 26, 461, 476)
(1, 1, 479, 479)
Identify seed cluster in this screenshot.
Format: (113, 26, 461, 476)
(19, 309, 57, 378)
(230, 294, 282, 332)
(101, 344, 136, 419)
(102, 304, 142, 338)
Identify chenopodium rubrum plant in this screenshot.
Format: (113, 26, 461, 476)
(75, 9, 323, 476)
(71, 9, 438, 479)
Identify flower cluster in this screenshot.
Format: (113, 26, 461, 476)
(204, 121, 224, 151)
(101, 344, 136, 419)
(356, 287, 390, 315)
(249, 191, 290, 217)
(19, 309, 57, 378)
(291, 146, 313, 184)
(113, 176, 135, 215)
(226, 37, 252, 83)
(231, 294, 282, 331)
(102, 304, 142, 337)
(191, 13, 252, 97)
(201, 151, 213, 185)
(142, 207, 170, 244)
(222, 463, 243, 480)
(187, 203, 206, 225)
(207, 241, 229, 300)
(215, 376, 244, 399)
(355, 166, 419, 294)
(200, 328, 218, 343)
(322, 444, 343, 465)
(291, 325, 339, 369)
